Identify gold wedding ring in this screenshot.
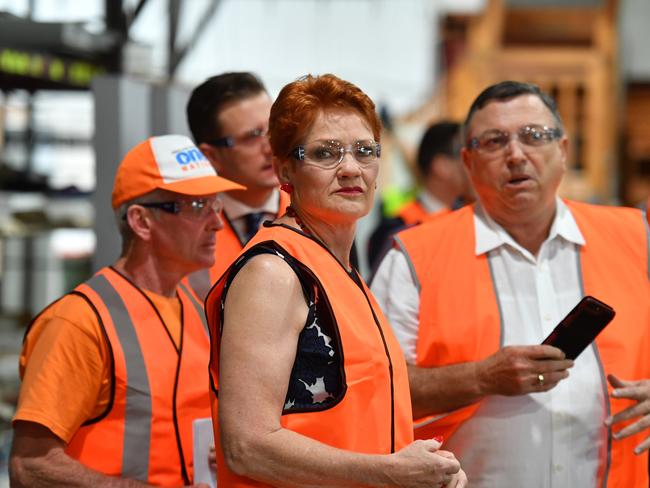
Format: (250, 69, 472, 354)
(538, 373, 545, 386)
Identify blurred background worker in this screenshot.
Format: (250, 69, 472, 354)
(184, 72, 290, 299)
(10, 135, 242, 487)
(367, 121, 473, 273)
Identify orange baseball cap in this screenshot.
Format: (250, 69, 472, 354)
(111, 134, 245, 208)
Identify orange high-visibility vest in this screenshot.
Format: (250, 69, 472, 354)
(397, 199, 430, 225)
(205, 224, 414, 487)
(184, 191, 290, 300)
(397, 199, 448, 227)
(395, 201, 650, 487)
(64, 267, 211, 486)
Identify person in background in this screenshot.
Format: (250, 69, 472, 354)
(372, 81, 650, 486)
(205, 74, 467, 487)
(10, 135, 242, 487)
(184, 72, 290, 299)
(367, 121, 473, 274)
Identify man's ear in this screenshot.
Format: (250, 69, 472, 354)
(126, 205, 154, 242)
(199, 143, 224, 174)
(558, 135, 569, 173)
(460, 147, 473, 173)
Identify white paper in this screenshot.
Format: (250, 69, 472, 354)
(192, 417, 217, 487)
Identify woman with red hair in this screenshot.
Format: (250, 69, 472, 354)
(205, 74, 466, 487)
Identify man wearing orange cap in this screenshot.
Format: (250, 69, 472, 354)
(10, 135, 243, 487)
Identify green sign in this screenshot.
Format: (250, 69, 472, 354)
(0, 48, 106, 87)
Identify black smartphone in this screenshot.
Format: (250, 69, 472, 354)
(541, 296, 615, 360)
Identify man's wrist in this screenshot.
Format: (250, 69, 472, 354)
(473, 359, 491, 398)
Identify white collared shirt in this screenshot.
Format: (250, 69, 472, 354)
(371, 198, 607, 487)
(222, 188, 281, 242)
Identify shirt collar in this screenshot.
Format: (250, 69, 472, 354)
(418, 190, 447, 213)
(222, 188, 280, 220)
(474, 197, 585, 256)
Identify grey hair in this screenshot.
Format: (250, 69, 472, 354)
(114, 190, 168, 257)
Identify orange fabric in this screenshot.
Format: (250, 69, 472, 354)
(397, 200, 448, 226)
(15, 293, 112, 442)
(112, 135, 243, 209)
(15, 289, 182, 443)
(63, 267, 210, 486)
(205, 224, 414, 487)
(396, 201, 650, 486)
(397, 200, 429, 225)
(17, 267, 210, 486)
(143, 289, 182, 347)
(397, 206, 498, 442)
(184, 190, 291, 299)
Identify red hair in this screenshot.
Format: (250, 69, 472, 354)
(269, 74, 382, 159)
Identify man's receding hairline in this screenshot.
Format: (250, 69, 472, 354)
(465, 93, 560, 135)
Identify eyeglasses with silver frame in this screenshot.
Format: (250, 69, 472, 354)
(468, 124, 563, 153)
(291, 139, 381, 169)
(137, 197, 224, 220)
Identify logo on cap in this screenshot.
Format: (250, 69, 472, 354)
(174, 147, 211, 172)
(150, 136, 216, 183)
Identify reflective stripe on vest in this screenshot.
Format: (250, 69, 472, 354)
(65, 267, 211, 486)
(87, 273, 152, 479)
(645, 214, 650, 278)
(205, 225, 414, 488)
(397, 201, 650, 486)
(185, 269, 213, 302)
(178, 282, 209, 336)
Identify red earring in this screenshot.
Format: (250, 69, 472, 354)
(280, 183, 294, 194)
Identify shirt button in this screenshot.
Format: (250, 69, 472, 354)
(554, 464, 564, 473)
(543, 314, 552, 321)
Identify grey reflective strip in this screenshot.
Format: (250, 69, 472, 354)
(645, 214, 650, 280)
(574, 250, 611, 487)
(186, 269, 212, 301)
(486, 252, 505, 347)
(393, 236, 421, 293)
(413, 411, 453, 429)
(86, 274, 151, 481)
(178, 283, 209, 336)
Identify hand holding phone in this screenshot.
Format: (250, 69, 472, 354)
(541, 296, 615, 360)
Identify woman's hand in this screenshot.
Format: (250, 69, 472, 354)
(386, 439, 467, 488)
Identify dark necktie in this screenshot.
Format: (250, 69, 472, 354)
(244, 212, 265, 242)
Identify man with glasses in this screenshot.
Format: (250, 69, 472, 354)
(184, 72, 290, 299)
(372, 81, 650, 486)
(10, 135, 242, 487)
